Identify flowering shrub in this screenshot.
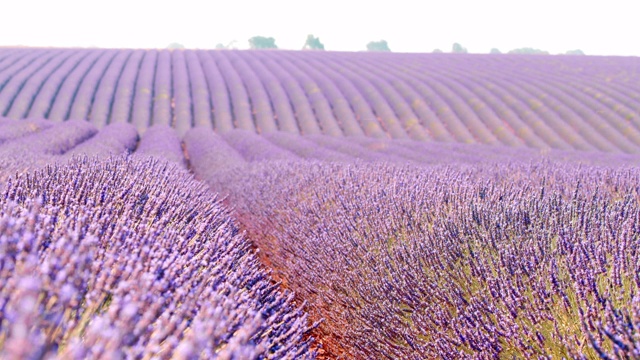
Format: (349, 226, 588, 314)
(216, 160, 640, 358)
(0, 156, 316, 359)
(0, 117, 52, 144)
(4, 119, 640, 358)
(135, 124, 186, 167)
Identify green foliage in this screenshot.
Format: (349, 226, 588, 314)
(452, 42, 468, 53)
(248, 36, 278, 49)
(303, 34, 325, 50)
(167, 42, 185, 49)
(432, 48, 443, 53)
(215, 41, 238, 50)
(508, 47, 549, 55)
(490, 48, 502, 54)
(366, 40, 391, 52)
(565, 49, 585, 55)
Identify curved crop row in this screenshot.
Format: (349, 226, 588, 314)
(0, 48, 640, 152)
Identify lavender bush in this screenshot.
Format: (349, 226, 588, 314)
(66, 49, 119, 122)
(183, 127, 247, 180)
(134, 124, 186, 167)
(0, 155, 317, 359)
(63, 122, 138, 159)
(109, 50, 145, 125)
(0, 48, 639, 149)
(88, 50, 131, 127)
(0, 118, 53, 145)
(24, 51, 87, 119)
(213, 159, 640, 358)
(46, 50, 105, 122)
(222, 129, 299, 162)
(171, 50, 193, 136)
(130, 50, 158, 132)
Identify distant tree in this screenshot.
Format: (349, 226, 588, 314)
(432, 49, 443, 53)
(215, 41, 238, 50)
(249, 36, 278, 49)
(490, 48, 502, 54)
(303, 34, 325, 50)
(565, 49, 585, 55)
(508, 47, 549, 55)
(167, 42, 185, 49)
(366, 40, 391, 52)
(451, 43, 468, 53)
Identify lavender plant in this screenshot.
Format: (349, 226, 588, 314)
(183, 127, 247, 181)
(66, 49, 119, 122)
(24, 51, 88, 119)
(109, 50, 145, 125)
(171, 50, 193, 136)
(63, 122, 138, 159)
(134, 124, 186, 167)
(0, 155, 317, 359)
(214, 159, 640, 358)
(196, 51, 234, 132)
(46, 50, 106, 122)
(221, 129, 300, 162)
(0, 118, 53, 144)
(130, 50, 158, 132)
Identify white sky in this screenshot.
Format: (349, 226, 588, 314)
(1, 0, 638, 56)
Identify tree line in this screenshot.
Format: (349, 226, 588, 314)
(169, 37, 584, 55)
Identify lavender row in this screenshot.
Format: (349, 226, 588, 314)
(171, 50, 192, 136)
(151, 50, 172, 127)
(184, 50, 212, 130)
(206, 51, 254, 131)
(196, 51, 233, 132)
(130, 50, 157, 133)
(216, 51, 277, 133)
(244, 52, 305, 134)
(87, 50, 131, 127)
(134, 124, 186, 167)
(183, 127, 247, 183)
(109, 50, 144, 125)
(1, 49, 640, 152)
(215, 159, 640, 358)
(18, 51, 87, 119)
(67, 49, 119, 121)
(47, 50, 105, 121)
(0, 156, 317, 358)
(0, 117, 52, 145)
(0, 50, 60, 117)
(63, 122, 138, 159)
(3, 118, 638, 171)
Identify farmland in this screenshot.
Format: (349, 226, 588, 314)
(0, 48, 639, 151)
(1, 48, 640, 359)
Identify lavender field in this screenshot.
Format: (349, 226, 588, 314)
(0, 48, 640, 152)
(1, 48, 640, 359)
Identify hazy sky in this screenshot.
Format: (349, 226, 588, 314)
(1, 0, 638, 56)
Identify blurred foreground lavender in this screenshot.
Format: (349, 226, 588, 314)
(0, 156, 316, 359)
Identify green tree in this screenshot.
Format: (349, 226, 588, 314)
(451, 43, 467, 53)
(565, 49, 585, 55)
(249, 36, 278, 49)
(366, 40, 391, 52)
(490, 48, 502, 54)
(432, 49, 443, 53)
(303, 34, 325, 50)
(167, 42, 185, 49)
(508, 47, 549, 54)
(215, 41, 238, 49)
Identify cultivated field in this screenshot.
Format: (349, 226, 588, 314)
(1, 49, 640, 359)
(0, 48, 640, 151)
